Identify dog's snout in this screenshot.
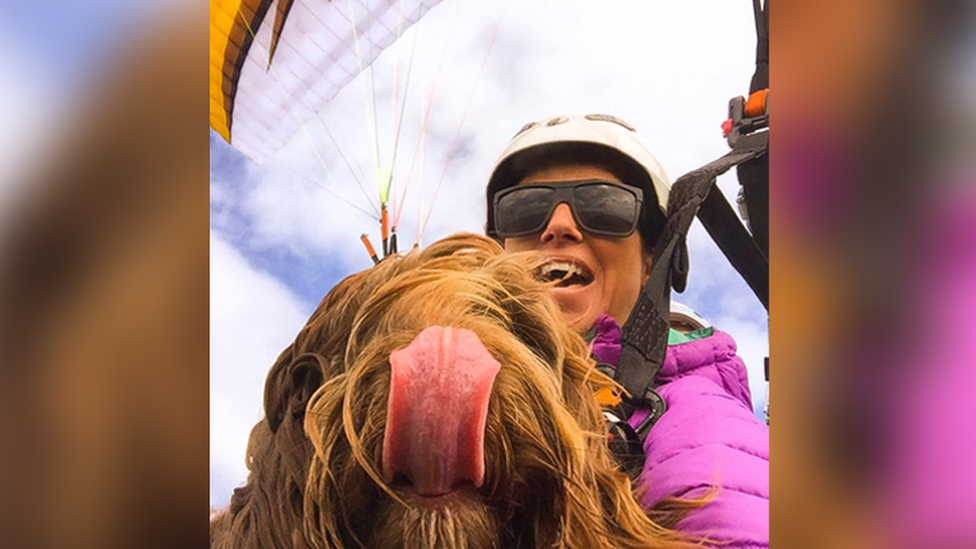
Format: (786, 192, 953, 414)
(382, 326, 500, 497)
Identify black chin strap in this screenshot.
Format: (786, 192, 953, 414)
(613, 142, 768, 427)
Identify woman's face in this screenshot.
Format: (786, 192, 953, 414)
(502, 163, 652, 332)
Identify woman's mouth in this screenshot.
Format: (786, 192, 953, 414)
(536, 260, 595, 288)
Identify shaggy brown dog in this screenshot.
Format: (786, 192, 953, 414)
(211, 234, 698, 549)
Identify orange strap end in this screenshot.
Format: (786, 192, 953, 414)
(745, 89, 769, 118)
(595, 387, 623, 408)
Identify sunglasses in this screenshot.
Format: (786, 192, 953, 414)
(493, 181, 644, 239)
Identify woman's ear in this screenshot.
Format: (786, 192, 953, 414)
(641, 252, 654, 284)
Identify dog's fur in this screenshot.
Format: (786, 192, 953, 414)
(211, 234, 700, 549)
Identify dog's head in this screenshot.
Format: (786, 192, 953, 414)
(213, 234, 695, 549)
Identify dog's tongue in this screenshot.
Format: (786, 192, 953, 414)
(383, 326, 500, 497)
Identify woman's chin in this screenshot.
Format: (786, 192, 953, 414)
(550, 283, 601, 331)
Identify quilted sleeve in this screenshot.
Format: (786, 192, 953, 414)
(639, 376, 769, 548)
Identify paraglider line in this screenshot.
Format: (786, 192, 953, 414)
(314, 115, 380, 216)
(420, 0, 510, 238)
(261, 3, 376, 190)
(385, 0, 407, 216)
(262, 7, 376, 191)
(232, 7, 381, 217)
(365, 0, 385, 201)
(237, 14, 351, 202)
(345, 0, 384, 204)
(416, 121, 426, 248)
(384, 13, 422, 216)
(269, 157, 380, 222)
(393, 0, 464, 228)
(381, 204, 390, 256)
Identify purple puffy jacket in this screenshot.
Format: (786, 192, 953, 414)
(592, 316, 769, 548)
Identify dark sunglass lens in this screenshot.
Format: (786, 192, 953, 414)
(496, 187, 555, 236)
(574, 184, 639, 235)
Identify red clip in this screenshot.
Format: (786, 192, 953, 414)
(721, 118, 733, 137)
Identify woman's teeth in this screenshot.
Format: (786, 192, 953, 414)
(538, 262, 593, 286)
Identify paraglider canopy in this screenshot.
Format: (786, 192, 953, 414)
(210, 0, 442, 162)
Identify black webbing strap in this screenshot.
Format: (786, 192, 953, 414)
(700, 134, 770, 311)
(750, 0, 768, 94)
(610, 1, 770, 430)
(737, 152, 769, 260)
(613, 143, 768, 419)
(741, 0, 770, 261)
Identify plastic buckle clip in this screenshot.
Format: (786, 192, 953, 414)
(632, 387, 668, 440)
(724, 90, 769, 148)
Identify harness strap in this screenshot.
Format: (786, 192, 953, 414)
(742, 0, 770, 260)
(614, 143, 768, 422)
(607, 3, 771, 472)
(700, 134, 770, 310)
(750, 0, 769, 94)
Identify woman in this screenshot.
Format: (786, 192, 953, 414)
(485, 114, 769, 548)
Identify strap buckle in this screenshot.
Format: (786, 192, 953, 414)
(723, 89, 769, 148)
(630, 387, 668, 440)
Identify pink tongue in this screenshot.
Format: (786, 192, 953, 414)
(382, 326, 501, 496)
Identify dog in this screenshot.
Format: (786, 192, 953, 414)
(210, 234, 698, 549)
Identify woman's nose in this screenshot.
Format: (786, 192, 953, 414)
(540, 203, 583, 245)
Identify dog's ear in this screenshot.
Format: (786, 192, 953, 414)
(264, 347, 326, 433)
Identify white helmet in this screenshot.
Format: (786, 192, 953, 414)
(669, 301, 712, 331)
(485, 113, 672, 242)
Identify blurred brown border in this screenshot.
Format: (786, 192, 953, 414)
(773, 1, 973, 548)
(0, 0, 971, 547)
(0, 5, 209, 549)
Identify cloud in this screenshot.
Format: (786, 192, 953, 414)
(210, 231, 312, 507)
(214, 0, 758, 257)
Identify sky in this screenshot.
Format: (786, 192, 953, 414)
(209, 0, 769, 509)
